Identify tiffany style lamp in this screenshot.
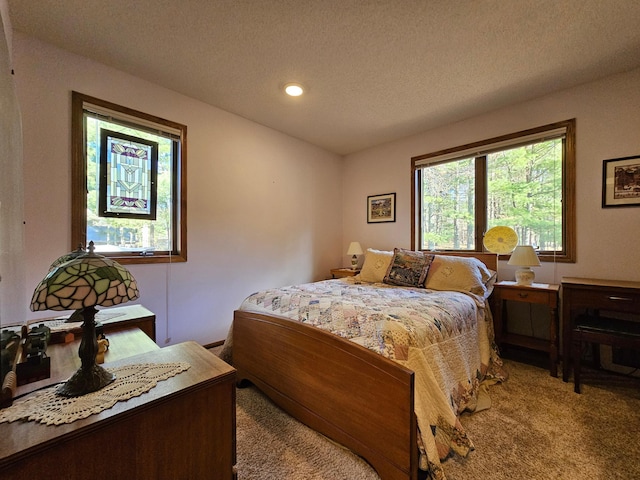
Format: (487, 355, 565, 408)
(48, 244, 86, 323)
(30, 241, 139, 397)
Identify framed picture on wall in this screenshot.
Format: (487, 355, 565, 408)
(367, 193, 396, 223)
(602, 155, 640, 208)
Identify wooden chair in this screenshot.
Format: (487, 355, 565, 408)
(572, 315, 640, 393)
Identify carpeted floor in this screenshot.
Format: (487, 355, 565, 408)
(235, 385, 380, 479)
(444, 359, 640, 480)
(213, 346, 640, 480)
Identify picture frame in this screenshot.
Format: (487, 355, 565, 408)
(367, 193, 396, 223)
(602, 155, 640, 208)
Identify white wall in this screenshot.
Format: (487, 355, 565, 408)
(343, 68, 640, 285)
(0, 1, 26, 327)
(11, 30, 640, 347)
(14, 33, 343, 345)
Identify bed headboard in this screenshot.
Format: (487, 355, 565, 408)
(430, 251, 498, 272)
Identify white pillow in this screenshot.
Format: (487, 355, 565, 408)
(424, 255, 497, 299)
(358, 248, 394, 283)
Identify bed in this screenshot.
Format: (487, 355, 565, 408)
(228, 249, 506, 480)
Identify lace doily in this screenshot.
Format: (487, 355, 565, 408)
(0, 362, 190, 425)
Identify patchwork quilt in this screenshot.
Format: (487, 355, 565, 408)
(239, 277, 506, 480)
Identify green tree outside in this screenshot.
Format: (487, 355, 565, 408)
(85, 116, 174, 252)
(421, 139, 562, 251)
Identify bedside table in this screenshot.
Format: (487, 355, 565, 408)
(491, 281, 560, 377)
(331, 268, 360, 278)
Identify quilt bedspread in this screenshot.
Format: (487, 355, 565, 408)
(239, 277, 506, 480)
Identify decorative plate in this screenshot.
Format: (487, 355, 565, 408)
(483, 226, 518, 254)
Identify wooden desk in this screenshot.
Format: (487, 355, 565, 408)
(561, 277, 640, 383)
(15, 327, 159, 398)
(1, 341, 236, 480)
(492, 281, 560, 377)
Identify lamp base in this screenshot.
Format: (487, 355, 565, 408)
(515, 267, 535, 286)
(56, 364, 115, 397)
(351, 255, 358, 270)
(64, 309, 84, 323)
(56, 306, 116, 397)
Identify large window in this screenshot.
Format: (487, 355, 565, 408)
(72, 92, 187, 264)
(412, 119, 575, 262)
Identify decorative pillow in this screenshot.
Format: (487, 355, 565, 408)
(424, 255, 497, 299)
(358, 248, 394, 283)
(383, 248, 434, 288)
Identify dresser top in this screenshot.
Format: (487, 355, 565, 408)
(561, 277, 640, 290)
(1, 341, 234, 466)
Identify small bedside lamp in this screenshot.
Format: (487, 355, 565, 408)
(346, 242, 363, 270)
(30, 241, 139, 396)
(508, 245, 541, 285)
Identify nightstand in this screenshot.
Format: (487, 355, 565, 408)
(491, 281, 560, 377)
(331, 268, 360, 278)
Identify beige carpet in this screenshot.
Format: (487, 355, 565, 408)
(235, 385, 379, 479)
(217, 346, 640, 480)
(444, 360, 640, 480)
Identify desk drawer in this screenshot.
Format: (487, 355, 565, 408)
(498, 288, 551, 304)
(567, 287, 640, 313)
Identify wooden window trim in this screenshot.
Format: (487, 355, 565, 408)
(71, 91, 187, 264)
(411, 119, 576, 263)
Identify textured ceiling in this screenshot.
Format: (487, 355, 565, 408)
(8, 0, 640, 155)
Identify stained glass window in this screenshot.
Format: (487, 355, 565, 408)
(99, 130, 158, 219)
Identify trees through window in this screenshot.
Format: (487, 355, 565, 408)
(412, 119, 575, 262)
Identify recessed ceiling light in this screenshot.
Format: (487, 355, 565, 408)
(284, 83, 304, 97)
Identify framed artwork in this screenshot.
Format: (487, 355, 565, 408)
(367, 193, 396, 223)
(99, 129, 158, 219)
(602, 155, 640, 208)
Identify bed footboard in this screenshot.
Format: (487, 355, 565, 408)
(233, 310, 418, 480)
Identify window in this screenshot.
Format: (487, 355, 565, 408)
(412, 119, 575, 262)
(72, 92, 187, 264)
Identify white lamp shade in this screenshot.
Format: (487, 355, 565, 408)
(507, 245, 541, 267)
(508, 245, 540, 285)
(346, 242, 363, 256)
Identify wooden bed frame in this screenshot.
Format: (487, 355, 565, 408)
(232, 252, 497, 480)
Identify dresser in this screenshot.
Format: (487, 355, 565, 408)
(38, 303, 157, 342)
(1, 339, 236, 480)
(561, 277, 640, 383)
(13, 327, 159, 399)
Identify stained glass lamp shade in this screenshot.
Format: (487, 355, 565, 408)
(48, 243, 86, 270)
(48, 244, 86, 323)
(30, 241, 139, 396)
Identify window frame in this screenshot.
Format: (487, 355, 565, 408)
(71, 91, 187, 264)
(411, 119, 576, 263)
